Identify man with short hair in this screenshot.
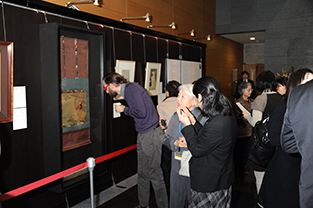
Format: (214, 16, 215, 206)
(103, 72, 168, 208)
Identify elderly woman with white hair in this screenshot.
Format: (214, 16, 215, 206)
(163, 84, 207, 208)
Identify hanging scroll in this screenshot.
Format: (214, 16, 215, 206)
(60, 36, 91, 151)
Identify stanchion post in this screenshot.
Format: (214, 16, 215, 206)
(87, 157, 96, 208)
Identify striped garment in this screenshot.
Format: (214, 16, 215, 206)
(189, 186, 232, 208)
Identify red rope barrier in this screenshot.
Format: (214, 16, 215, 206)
(0, 144, 137, 202)
(96, 144, 137, 164)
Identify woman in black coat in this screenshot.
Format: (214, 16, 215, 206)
(258, 68, 313, 208)
(176, 76, 237, 207)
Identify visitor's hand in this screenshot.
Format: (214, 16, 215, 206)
(177, 106, 190, 126)
(177, 106, 195, 125)
(243, 112, 249, 119)
(115, 104, 125, 113)
(174, 137, 187, 148)
(178, 137, 188, 148)
(159, 117, 167, 129)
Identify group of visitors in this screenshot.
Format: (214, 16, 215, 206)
(103, 67, 313, 208)
(103, 72, 236, 208)
(235, 69, 313, 208)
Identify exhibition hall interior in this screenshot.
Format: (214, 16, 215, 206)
(0, 0, 312, 207)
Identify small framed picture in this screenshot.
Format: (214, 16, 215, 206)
(114, 60, 136, 100)
(115, 60, 136, 82)
(144, 62, 161, 96)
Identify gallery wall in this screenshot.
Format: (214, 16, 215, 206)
(0, 0, 206, 207)
(45, 0, 244, 103)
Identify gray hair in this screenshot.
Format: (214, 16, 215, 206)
(179, 84, 195, 99)
(238, 81, 252, 96)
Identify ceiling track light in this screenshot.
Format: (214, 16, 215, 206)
(120, 13, 151, 22)
(177, 29, 195, 37)
(65, 0, 99, 10)
(250, 36, 256, 41)
(193, 34, 211, 42)
(147, 22, 176, 30)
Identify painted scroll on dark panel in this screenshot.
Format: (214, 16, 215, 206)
(60, 36, 91, 151)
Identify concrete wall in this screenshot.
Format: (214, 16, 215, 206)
(244, 43, 265, 64)
(216, 0, 313, 74)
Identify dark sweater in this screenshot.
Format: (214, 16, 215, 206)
(122, 83, 158, 133)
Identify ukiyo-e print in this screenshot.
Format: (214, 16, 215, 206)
(144, 62, 161, 96)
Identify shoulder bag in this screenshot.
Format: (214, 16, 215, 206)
(248, 114, 276, 168)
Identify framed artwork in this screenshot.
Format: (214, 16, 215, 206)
(145, 62, 161, 96)
(60, 36, 91, 152)
(0, 41, 13, 123)
(115, 60, 135, 82)
(40, 23, 106, 192)
(114, 60, 136, 100)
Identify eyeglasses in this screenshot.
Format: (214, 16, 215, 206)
(103, 83, 111, 91)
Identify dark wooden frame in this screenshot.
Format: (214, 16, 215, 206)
(0, 41, 13, 123)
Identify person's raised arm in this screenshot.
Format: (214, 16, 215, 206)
(177, 106, 196, 126)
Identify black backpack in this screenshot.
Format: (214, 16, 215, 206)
(248, 114, 276, 167)
(248, 93, 282, 168)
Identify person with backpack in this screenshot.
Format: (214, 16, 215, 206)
(258, 68, 313, 208)
(243, 71, 283, 194)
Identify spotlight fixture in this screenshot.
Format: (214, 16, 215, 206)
(147, 22, 176, 30)
(177, 29, 195, 37)
(120, 13, 151, 22)
(250, 36, 256, 41)
(65, 0, 99, 8)
(193, 34, 211, 42)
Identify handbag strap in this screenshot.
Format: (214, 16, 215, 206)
(262, 93, 283, 119)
